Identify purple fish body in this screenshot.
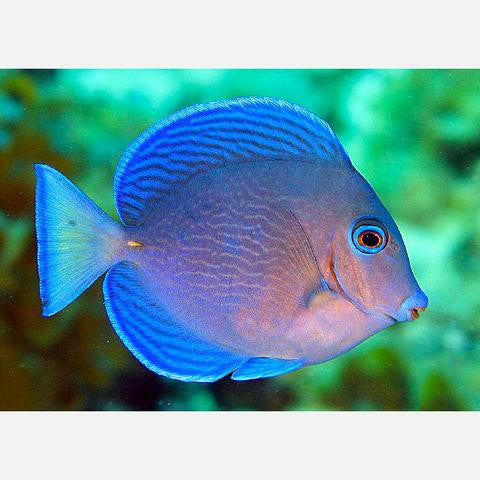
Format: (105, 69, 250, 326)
(34, 97, 428, 381)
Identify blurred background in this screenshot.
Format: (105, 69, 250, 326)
(0, 69, 479, 410)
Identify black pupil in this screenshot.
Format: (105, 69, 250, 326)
(362, 232, 381, 247)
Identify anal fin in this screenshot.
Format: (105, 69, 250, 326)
(103, 261, 246, 382)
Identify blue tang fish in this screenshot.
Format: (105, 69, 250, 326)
(35, 97, 428, 382)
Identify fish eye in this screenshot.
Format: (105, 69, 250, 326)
(350, 219, 388, 254)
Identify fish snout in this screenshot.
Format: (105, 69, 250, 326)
(395, 290, 428, 322)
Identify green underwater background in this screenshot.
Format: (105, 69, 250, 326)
(0, 69, 479, 411)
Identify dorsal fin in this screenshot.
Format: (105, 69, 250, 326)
(114, 96, 350, 226)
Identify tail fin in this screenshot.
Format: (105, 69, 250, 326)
(34, 164, 123, 316)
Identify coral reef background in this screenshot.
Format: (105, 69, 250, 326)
(0, 69, 479, 410)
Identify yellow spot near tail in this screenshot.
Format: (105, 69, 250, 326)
(127, 240, 143, 248)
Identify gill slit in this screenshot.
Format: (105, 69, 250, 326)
(325, 235, 368, 315)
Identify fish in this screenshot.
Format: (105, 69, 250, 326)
(34, 96, 428, 382)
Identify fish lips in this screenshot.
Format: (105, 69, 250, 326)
(390, 290, 429, 322)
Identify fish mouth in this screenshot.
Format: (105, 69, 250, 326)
(410, 307, 426, 321)
(377, 303, 428, 323)
(398, 306, 426, 322)
(392, 291, 429, 322)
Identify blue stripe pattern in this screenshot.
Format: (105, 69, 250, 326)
(114, 97, 350, 225)
(103, 261, 246, 382)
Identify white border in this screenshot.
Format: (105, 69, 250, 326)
(1, 1, 479, 67)
(0, 412, 477, 478)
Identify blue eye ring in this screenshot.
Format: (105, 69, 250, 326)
(350, 221, 387, 254)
